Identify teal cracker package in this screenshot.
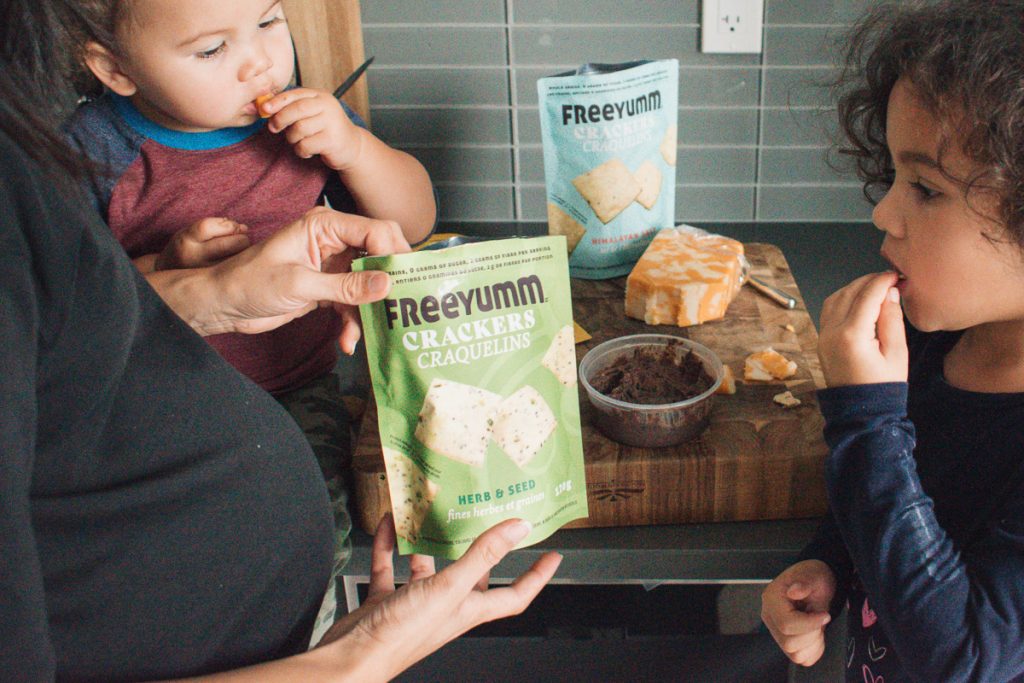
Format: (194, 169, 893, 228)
(538, 60, 679, 280)
(354, 237, 588, 559)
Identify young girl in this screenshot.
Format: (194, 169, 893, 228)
(761, 2, 1024, 681)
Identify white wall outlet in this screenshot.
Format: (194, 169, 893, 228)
(701, 0, 764, 54)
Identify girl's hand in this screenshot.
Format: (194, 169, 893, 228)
(761, 560, 837, 667)
(318, 515, 562, 682)
(261, 88, 364, 172)
(818, 271, 908, 387)
(155, 217, 251, 271)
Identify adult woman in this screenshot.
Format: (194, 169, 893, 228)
(0, 1, 560, 680)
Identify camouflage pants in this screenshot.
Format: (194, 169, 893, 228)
(275, 371, 366, 643)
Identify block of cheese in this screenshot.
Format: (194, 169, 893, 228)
(744, 348, 797, 381)
(625, 227, 745, 326)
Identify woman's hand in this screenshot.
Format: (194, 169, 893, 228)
(761, 560, 837, 667)
(318, 516, 562, 682)
(818, 271, 908, 387)
(153, 206, 409, 345)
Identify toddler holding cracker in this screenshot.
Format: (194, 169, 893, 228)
(64, 0, 436, 627)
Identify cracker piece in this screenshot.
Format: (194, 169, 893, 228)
(491, 386, 557, 468)
(383, 447, 439, 543)
(542, 324, 577, 387)
(633, 160, 663, 210)
(571, 158, 641, 224)
(773, 390, 802, 408)
(714, 365, 737, 395)
(744, 348, 797, 381)
(415, 379, 502, 466)
(547, 203, 586, 254)
(660, 124, 677, 166)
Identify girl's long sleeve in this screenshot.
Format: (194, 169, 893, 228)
(820, 382, 1024, 682)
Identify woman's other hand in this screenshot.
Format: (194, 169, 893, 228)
(318, 516, 562, 682)
(818, 271, 908, 387)
(761, 559, 837, 667)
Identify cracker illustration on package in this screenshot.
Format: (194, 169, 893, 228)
(541, 324, 577, 386)
(354, 237, 589, 559)
(538, 60, 679, 279)
(382, 447, 438, 543)
(547, 204, 586, 254)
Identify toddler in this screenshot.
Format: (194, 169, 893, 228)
(65, 0, 436, 629)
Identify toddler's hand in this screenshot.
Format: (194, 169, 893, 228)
(818, 271, 908, 387)
(262, 88, 364, 171)
(155, 217, 251, 271)
(761, 559, 836, 667)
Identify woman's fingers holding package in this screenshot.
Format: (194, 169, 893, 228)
(441, 519, 532, 593)
(304, 208, 410, 260)
(475, 552, 563, 623)
(338, 270, 391, 304)
(408, 554, 436, 583)
(367, 514, 398, 599)
(337, 306, 362, 355)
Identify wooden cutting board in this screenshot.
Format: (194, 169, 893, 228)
(351, 243, 828, 532)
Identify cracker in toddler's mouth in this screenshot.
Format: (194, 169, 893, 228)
(255, 89, 280, 118)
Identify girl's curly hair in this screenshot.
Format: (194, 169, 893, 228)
(834, 0, 1024, 247)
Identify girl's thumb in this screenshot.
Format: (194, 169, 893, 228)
(876, 286, 907, 362)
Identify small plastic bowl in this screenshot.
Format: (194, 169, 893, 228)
(578, 334, 724, 448)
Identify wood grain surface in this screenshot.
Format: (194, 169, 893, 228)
(283, 0, 371, 125)
(352, 243, 829, 532)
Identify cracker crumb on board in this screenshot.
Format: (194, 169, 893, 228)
(715, 365, 737, 395)
(773, 390, 801, 408)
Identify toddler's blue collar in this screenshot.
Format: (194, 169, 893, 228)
(112, 94, 264, 150)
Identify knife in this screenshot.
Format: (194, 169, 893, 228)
(333, 56, 375, 100)
(747, 275, 797, 309)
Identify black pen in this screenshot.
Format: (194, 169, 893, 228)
(333, 56, 374, 100)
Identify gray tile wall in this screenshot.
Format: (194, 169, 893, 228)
(360, 0, 878, 223)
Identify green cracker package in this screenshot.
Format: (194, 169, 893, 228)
(538, 60, 679, 280)
(354, 236, 588, 559)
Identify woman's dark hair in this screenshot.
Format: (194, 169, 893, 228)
(834, 0, 1024, 247)
(0, 0, 121, 178)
